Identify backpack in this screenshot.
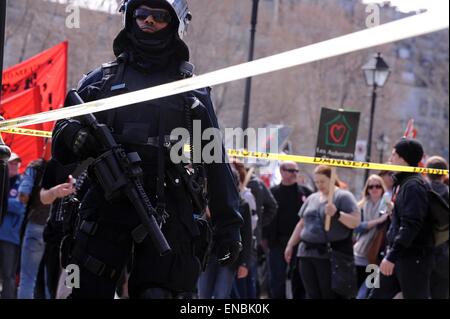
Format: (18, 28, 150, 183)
(428, 188, 449, 246)
(405, 176, 449, 246)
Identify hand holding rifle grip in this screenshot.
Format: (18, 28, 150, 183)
(66, 90, 171, 255)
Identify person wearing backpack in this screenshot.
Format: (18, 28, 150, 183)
(369, 138, 434, 299)
(426, 156, 449, 299)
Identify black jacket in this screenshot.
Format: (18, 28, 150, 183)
(247, 176, 277, 242)
(265, 183, 312, 247)
(386, 172, 434, 262)
(236, 198, 252, 268)
(52, 54, 243, 241)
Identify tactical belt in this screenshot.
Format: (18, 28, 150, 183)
(80, 220, 158, 247)
(112, 134, 181, 149)
(79, 220, 129, 244)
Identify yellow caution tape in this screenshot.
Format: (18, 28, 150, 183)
(1, 128, 447, 175)
(0, 128, 53, 138)
(1, 8, 448, 175)
(0, 9, 448, 131)
(227, 149, 449, 176)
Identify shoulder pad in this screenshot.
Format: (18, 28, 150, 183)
(101, 61, 121, 78)
(101, 61, 119, 70)
(76, 67, 104, 91)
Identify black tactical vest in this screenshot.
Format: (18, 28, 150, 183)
(77, 56, 200, 237)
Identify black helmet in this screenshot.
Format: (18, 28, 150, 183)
(119, 0, 192, 40)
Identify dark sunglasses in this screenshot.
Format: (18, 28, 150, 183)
(283, 168, 299, 174)
(133, 8, 172, 23)
(368, 184, 383, 190)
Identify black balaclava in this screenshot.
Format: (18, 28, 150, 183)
(116, 0, 180, 71)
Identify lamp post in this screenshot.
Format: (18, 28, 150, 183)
(241, 0, 259, 147)
(376, 133, 390, 163)
(362, 53, 390, 182)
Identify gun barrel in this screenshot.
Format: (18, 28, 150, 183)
(126, 186, 171, 255)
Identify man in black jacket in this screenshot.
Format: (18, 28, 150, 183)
(370, 138, 434, 299)
(265, 161, 312, 299)
(247, 173, 277, 298)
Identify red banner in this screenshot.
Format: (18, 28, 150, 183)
(1, 41, 67, 172)
(0, 88, 44, 172)
(1, 41, 68, 132)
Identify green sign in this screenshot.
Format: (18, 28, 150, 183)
(315, 108, 360, 160)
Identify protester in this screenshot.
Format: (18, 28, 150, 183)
(285, 165, 360, 299)
(246, 168, 277, 298)
(266, 161, 312, 299)
(425, 156, 449, 299)
(369, 138, 434, 299)
(16, 157, 52, 299)
(38, 158, 78, 298)
(353, 174, 391, 299)
(0, 153, 25, 299)
(198, 169, 251, 299)
(230, 160, 257, 299)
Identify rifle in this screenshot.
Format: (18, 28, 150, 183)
(66, 90, 171, 255)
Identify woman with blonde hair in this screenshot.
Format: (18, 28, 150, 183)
(354, 174, 392, 298)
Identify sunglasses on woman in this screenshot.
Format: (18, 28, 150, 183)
(282, 168, 299, 174)
(368, 184, 383, 190)
(133, 8, 172, 24)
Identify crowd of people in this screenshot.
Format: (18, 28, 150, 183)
(0, 137, 448, 299)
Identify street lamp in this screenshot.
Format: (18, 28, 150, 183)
(241, 0, 259, 147)
(362, 52, 390, 182)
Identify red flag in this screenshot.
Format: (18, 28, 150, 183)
(1, 42, 67, 171)
(0, 87, 43, 173)
(1, 41, 68, 132)
(402, 118, 424, 168)
(403, 119, 417, 139)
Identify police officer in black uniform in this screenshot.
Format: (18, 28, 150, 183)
(51, 0, 243, 299)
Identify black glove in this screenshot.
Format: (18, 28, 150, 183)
(215, 229, 243, 266)
(72, 128, 98, 159)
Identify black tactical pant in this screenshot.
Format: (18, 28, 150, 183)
(368, 252, 434, 299)
(298, 257, 338, 299)
(70, 185, 201, 299)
